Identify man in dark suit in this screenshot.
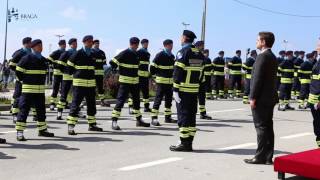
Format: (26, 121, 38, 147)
(244, 32, 278, 165)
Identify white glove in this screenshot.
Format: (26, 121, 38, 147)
(173, 91, 181, 104)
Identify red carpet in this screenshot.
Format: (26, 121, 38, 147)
(274, 149, 320, 179)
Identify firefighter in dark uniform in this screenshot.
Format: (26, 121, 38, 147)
(307, 59, 320, 147)
(242, 50, 257, 104)
(92, 39, 108, 106)
(48, 40, 66, 111)
(110, 37, 150, 130)
(150, 39, 176, 126)
(228, 50, 243, 98)
(212, 51, 226, 99)
(15, 39, 54, 141)
(170, 30, 204, 152)
(298, 53, 313, 109)
(292, 51, 305, 99)
(195, 41, 213, 120)
(276, 51, 286, 92)
(56, 38, 77, 120)
(137, 39, 151, 112)
(66, 35, 103, 135)
(278, 51, 295, 111)
(9, 37, 33, 123)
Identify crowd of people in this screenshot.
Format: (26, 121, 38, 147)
(0, 30, 319, 154)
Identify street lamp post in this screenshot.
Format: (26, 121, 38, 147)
(55, 34, 64, 41)
(4, 0, 9, 61)
(182, 22, 190, 30)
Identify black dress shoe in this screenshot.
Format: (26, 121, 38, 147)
(151, 118, 161, 126)
(38, 130, 55, 137)
(68, 125, 77, 135)
(56, 116, 63, 120)
(112, 120, 121, 131)
(200, 114, 213, 120)
(244, 158, 266, 165)
(17, 135, 27, 141)
(144, 108, 152, 113)
(0, 138, 6, 144)
(170, 143, 193, 152)
(265, 160, 274, 165)
(88, 125, 103, 132)
(165, 117, 178, 123)
(136, 117, 150, 127)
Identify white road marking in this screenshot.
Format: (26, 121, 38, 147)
(0, 130, 29, 134)
(118, 157, 183, 171)
(280, 132, 313, 139)
(217, 143, 256, 151)
(207, 108, 246, 114)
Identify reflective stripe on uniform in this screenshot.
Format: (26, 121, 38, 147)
(138, 70, 149, 77)
(73, 78, 96, 87)
(119, 75, 139, 84)
(245, 74, 252, 79)
(229, 70, 242, 75)
(67, 116, 78, 125)
(95, 69, 104, 76)
(53, 69, 63, 75)
(67, 61, 75, 67)
(16, 66, 47, 74)
(213, 71, 225, 76)
(279, 68, 294, 73)
(75, 65, 95, 70)
(63, 74, 73, 81)
(155, 77, 173, 84)
(22, 84, 45, 93)
(280, 78, 293, 84)
(139, 61, 149, 65)
(308, 94, 320, 105)
(300, 79, 311, 84)
(16, 122, 27, 131)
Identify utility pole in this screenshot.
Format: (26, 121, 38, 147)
(4, 0, 9, 61)
(55, 34, 64, 41)
(283, 40, 289, 51)
(201, 0, 207, 45)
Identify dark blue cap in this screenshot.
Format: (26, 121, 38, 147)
(93, 39, 100, 44)
(22, 37, 32, 44)
(183, 30, 197, 40)
(195, 41, 204, 47)
(31, 39, 42, 48)
(68, 38, 77, 45)
(203, 49, 209, 54)
(141, 39, 149, 44)
(163, 39, 173, 46)
(58, 40, 66, 45)
(82, 35, 94, 42)
(130, 37, 140, 44)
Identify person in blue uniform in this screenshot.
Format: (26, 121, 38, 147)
(242, 50, 257, 104)
(228, 50, 243, 98)
(170, 30, 204, 152)
(292, 51, 305, 99)
(15, 39, 55, 141)
(276, 51, 286, 92)
(212, 51, 226, 99)
(298, 53, 313, 109)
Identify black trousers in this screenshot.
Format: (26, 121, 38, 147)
(95, 75, 104, 97)
(50, 75, 63, 105)
(16, 93, 47, 131)
(198, 82, 207, 114)
(212, 75, 225, 96)
(57, 80, 72, 112)
(113, 83, 141, 118)
(11, 81, 22, 114)
(244, 78, 251, 97)
(229, 75, 242, 95)
(252, 104, 275, 161)
(204, 75, 212, 98)
(276, 76, 281, 91)
(152, 84, 173, 118)
(311, 106, 320, 138)
(139, 77, 150, 108)
(299, 83, 310, 101)
(177, 92, 198, 144)
(279, 83, 292, 103)
(292, 76, 301, 94)
(67, 87, 97, 126)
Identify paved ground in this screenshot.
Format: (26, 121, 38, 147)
(0, 99, 316, 180)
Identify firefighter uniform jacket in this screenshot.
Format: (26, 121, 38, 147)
(294, 57, 304, 77)
(308, 61, 320, 105)
(67, 48, 96, 87)
(173, 44, 205, 93)
(212, 57, 225, 76)
(242, 57, 255, 79)
(279, 59, 295, 84)
(298, 60, 313, 84)
(15, 53, 48, 94)
(137, 48, 150, 78)
(277, 57, 285, 77)
(9, 48, 30, 71)
(59, 49, 76, 81)
(228, 56, 242, 75)
(203, 57, 213, 79)
(92, 48, 106, 76)
(48, 49, 65, 76)
(110, 48, 140, 84)
(150, 50, 175, 84)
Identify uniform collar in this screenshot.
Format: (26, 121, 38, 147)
(182, 43, 192, 49)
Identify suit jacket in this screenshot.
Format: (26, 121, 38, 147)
(250, 49, 279, 106)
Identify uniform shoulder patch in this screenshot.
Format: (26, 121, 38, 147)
(176, 52, 183, 60)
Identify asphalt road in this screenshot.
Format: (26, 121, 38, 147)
(0, 99, 316, 180)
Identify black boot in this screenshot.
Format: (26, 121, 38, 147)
(0, 138, 6, 144)
(165, 115, 177, 123)
(57, 111, 63, 120)
(169, 138, 193, 152)
(278, 104, 286, 111)
(151, 117, 161, 126)
(112, 117, 121, 130)
(128, 106, 134, 115)
(33, 116, 38, 122)
(285, 104, 295, 110)
(144, 107, 151, 113)
(317, 137, 320, 148)
(12, 115, 17, 124)
(136, 116, 150, 127)
(38, 129, 55, 137)
(89, 124, 103, 132)
(17, 131, 27, 141)
(200, 113, 213, 120)
(68, 125, 77, 135)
